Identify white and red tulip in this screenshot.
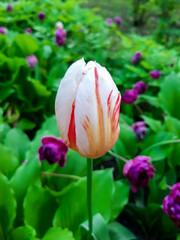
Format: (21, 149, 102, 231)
(55, 58, 121, 158)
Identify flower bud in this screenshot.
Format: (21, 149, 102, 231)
(122, 89, 138, 104)
(26, 55, 38, 69)
(131, 121, 146, 141)
(163, 183, 180, 228)
(114, 17, 122, 25)
(25, 28, 32, 34)
(149, 70, 161, 80)
(106, 18, 113, 26)
(123, 156, 155, 192)
(0, 27, 7, 35)
(55, 58, 121, 159)
(55, 28, 66, 46)
(6, 4, 13, 12)
(38, 12, 46, 21)
(38, 136, 68, 167)
(132, 51, 142, 65)
(133, 81, 147, 94)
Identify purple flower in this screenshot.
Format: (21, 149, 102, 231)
(163, 183, 180, 228)
(38, 12, 46, 21)
(0, 27, 6, 35)
(149, 70, 161, 80)
(106, 18, 113, 25)
(114, 16, 122, 25)
(133, 81, 147, 95)
(123, 156, 155, 192)
(132, 51, 142, 65)
(38, 136, 68, 167)
(55, 28, 67, 47)
(6, 4, 13, 12)
(25, 28, 32, 34)
(122, 89, 138, 104)
(131, 121, 146, 141)
(26, 55, 38, 69)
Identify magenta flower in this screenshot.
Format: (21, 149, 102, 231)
(0, 27, 6, 35)
(106, 18, 113, 25)
(38, 12, 46, 21)
(149, 70, 161, 80)
(25, 28, 32, 34)
(55, 28, 67, 47)
(163, 183, 180, 228)
(123, 156, 155, 192)
(131, 121, 146, 141)
(114, 16, 122, 25)
(6, 4, 13, 12)
(122, 89, 138, 104)
(26, 55, 38, 69)
(132, 51, 142, 65)
(38, 136, 68, 167)
(133, 81, 147, 95)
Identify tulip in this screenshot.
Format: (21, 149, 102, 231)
(38, 136, 68, 167)
(122, 89, 138, 104)
(131, 121, 146, 141)
(38, 12, 46, 21)
(149, 70, 161, 80)
(25, 28, 32, 34)
(55, 58, 121, 159)
(0, 27, 6, 35)
(6, 4, 13, 12)
(106, 18, 113, 26)
(114, 17, 122, 25)
(26, 55, 38, 69)
(133, 81, 147, 95)
(55, 28, 67, 46)
(163, 183, 180, 228)
(132, 51, 142, 65)
(123, 156, 155, 192)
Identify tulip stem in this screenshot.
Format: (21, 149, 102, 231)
(41, 172, 81, 180)
(108, 150, 128, 163)
(87, 158, 93, 239)
(133, 103, 143, 115)
(166, 184, 172, 190)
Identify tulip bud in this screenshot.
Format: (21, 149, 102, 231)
(132, 51, 142, 65)
(123, 156, 155, 192)
(149, 70, 161, 80)
(38, 12, 46, 21)
(122, 89, 138, 104)
(114, 17, 122, 25)
(6, 4, 13, 12)
(133, 81, 147, 95)
(38, 136, 68, 167)
(55, 58, 121, 159)
(55, 28, 66, 46)
(0, 27, 7, 35)
(131, 121, 146, 141)
(26, 55, 38, 69)
(25, 28, 32, 34)
(163, 183, 180, 228)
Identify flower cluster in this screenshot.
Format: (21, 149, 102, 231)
(38, 136, 68, 167)
(106, 16, 122, 26)
(123, 156, 155, 192)
(163, 183, 180, 228)
(131, 121, 146, 141)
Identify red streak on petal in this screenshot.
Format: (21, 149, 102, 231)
(68, 100, 76, 150)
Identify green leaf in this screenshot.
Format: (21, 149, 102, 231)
(42, 227, 74, 240)
(8, 226, 37, 240)
(0, 144, 19, 177)
(28, 78, 51, 97)
(4, 128, 30, 163)
(0, 173, 17, 236)
(141, 115, 162, 132)
(9, 34, 39, 57)
(108, 221, 137, 240)
(80, 214, 110, 240)
(17, 118, 36, 131)
(53, 169, 114, 235)
(24, 184, 58, 237)
(159, 73, 180, 119)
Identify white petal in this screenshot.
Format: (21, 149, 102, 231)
(55, 58, 86, 145)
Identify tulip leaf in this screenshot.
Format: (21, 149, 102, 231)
(24, 184, 58, 238)
(0, 173, 17, 236)
(7, 226, 37, 240)
(42, 227, 74, 240)
(141, 115, 162, 132)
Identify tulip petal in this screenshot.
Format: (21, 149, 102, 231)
(55, 58, 86, 148)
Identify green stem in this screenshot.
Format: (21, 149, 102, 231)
(141, 139, 180, 155)
(41, 172, 81, 180)
(108, 150, 128, 163)
(0, 225, 5, 240)
(87, 158, 93, 239)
